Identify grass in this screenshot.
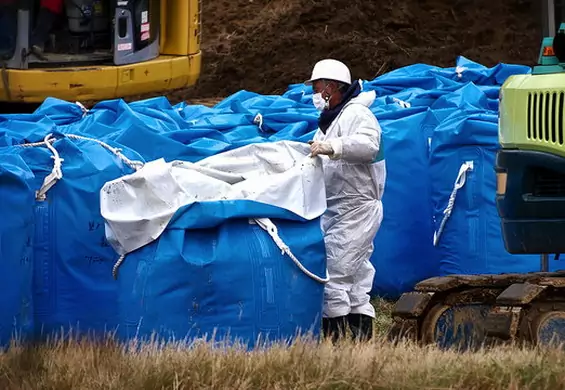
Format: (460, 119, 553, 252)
(372, 297, 394, 336)
(1, 299, 565, 389)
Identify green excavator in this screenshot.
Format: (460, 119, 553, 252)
(388, 0, 565, 348)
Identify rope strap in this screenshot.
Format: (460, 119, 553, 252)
(75, 101, 89, 116)
(254, 217, 330, 284)
(392, 97, 411, 108)
(65, 134, 144, 171)
(19, 133, 65, 201)
(17, 133, 144, 200)
(112, 218, 331, 284)
(113, 254, 126, 280)
(433, 161, 474, 246)
(253, 113, 264, 132)
(455, 65, 467, 79)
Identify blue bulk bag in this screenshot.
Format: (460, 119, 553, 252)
(103, 141, 328, 348)
(15, 134, 143, 338)
(368, 82, 503, 297)
(430, 110, 542, 275)
(117, 214, 326, 348)
(0, 150, 35, 347)
(370, 109, 438, 298)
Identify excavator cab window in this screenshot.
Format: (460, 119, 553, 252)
(0, 0, 160, 69)
(0, 1, 19, 61)
(27, 0, 114, 67)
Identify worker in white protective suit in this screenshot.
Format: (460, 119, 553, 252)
(305, 59, 386, 343)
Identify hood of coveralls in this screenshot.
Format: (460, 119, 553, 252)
(346, 86, 377, 108)
(318, 81, 376, 133)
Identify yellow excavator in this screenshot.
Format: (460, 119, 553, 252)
(0, 0, 201, 104)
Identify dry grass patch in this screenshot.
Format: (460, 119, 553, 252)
(0, 333, 564, 389)
(0, 299, 562, 389)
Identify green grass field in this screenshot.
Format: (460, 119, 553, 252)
(2, 298, 564, 390)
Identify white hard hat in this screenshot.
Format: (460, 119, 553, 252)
(304, 59, 352, 85)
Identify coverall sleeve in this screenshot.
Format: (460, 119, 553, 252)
(328, 106, 381, 164)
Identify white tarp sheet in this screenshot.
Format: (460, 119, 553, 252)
(100, 140, 327, 255)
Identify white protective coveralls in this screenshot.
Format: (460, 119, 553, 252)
(313, 84, 386, 319)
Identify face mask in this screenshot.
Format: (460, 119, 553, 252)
(313, 93, 328, 111)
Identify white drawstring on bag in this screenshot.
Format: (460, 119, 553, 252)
(433, 161, 474, 246)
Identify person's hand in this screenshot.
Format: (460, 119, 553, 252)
(310, 141, 334, 157)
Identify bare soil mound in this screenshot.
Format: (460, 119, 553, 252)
(171, 0, 540, 103)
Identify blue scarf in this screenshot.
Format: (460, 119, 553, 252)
(318, 81, 362, 134)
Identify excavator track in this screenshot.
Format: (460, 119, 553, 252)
(388, 271, 565, 349)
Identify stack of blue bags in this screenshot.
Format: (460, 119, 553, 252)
(0, 56, 546, 348)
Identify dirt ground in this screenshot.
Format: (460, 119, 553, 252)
(165, 0, 541, 104)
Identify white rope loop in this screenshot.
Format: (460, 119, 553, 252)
(254, 217, 330, 284)
(253, 113, 264, 132)
(17, 133, 65, 201)
(433, 161, 474, 246)
(112, 218, 331, 284)
(392, 97, 411, 108)
(37, 134, 64, 201)
(113, 254, 126, 280)
(75, 101, 89, 117)
(17, 133, 143, 200)
(65, 134, 144, 171)
(455, 65, 467, 79)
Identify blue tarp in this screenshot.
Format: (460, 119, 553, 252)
(118, 214, 326, 348)
(1, 137, 142, 341)
(0, 150, 34, 347)
(0, 56, 547, 343)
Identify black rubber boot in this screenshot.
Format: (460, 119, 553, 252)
(347, 313, 373, 342)
(322, 316, 348, 344)
(30, 7, 59, 54)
